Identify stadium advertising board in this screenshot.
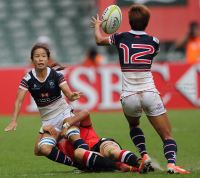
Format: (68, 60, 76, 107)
(0, 63, 199, 114)
(98, 0, 200, 42)
(117, 0, 187, 7)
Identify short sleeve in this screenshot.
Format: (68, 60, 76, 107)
(57, 72, 67, 87)
(153, 36, 160, 53)
(109, 33, 121, 45)
(19, 73, 31, 91)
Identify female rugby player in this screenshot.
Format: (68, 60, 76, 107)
(4, 43, 88, 169)
(90, 5, 189, 174)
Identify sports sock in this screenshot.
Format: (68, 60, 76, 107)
(164, 139, 177, 165)
(47, 147, 79, 168)
(130, 128, 147, 157)
(82, 151, 118, 170)
(74, 139, 89, 150)
(118, 150, 139, 167)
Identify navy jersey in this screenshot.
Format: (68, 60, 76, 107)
(109, 30, 159, 72)
(19, 67, 66, 107)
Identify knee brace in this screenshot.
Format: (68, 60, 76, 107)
(66, 127, 80, 139)
(38, 137, 57, 150)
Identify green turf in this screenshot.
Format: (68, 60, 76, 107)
(0, 110, 200, 178)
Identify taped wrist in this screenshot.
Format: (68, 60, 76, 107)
(63, 122, 70, 129)
(39, 127, 44, 134)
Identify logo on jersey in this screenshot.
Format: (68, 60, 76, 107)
(153, 37, 159, 44)
(31, 84, 40, 90)
(40, 93, 50, 98)
(156, 103, 163, 110)
(24, 73, 31, 81)
(48, 80, 55, 89)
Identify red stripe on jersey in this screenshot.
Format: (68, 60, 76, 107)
(20, 83, 28, 89)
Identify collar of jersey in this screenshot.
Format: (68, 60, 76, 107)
(129, 30, 147, 35)
(32, 67, 51, 83)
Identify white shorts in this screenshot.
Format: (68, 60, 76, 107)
(42, 107, 75, 132)
(120, 89, 166, 117)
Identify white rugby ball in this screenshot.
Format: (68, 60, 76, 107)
(101, 5, 122, 34)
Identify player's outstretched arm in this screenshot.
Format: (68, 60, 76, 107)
(4, 89, 27, 132)
(60, 83, 83, 102)
(90, 14, 110, 46)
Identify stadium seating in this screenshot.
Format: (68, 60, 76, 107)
(0, 0, 98, 66)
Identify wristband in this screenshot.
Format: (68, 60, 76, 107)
(39, 127, 44, 134)
(63, 122, 70, 129)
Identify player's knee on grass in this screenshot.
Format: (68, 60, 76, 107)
(34, 147, 41, 156)
(74, 148, 86, 163)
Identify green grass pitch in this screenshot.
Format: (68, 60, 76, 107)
(0, 110, 200, 178)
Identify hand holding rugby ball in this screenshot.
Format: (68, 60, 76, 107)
(101, 5, 122, 34)
(90, 5, 122, 34)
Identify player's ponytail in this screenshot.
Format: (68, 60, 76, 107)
(48, 62, 66, 71)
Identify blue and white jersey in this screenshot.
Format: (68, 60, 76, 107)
(109, 30, 160, 92)
(19, 67, 70, 120)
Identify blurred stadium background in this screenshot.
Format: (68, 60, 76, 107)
(0, 0, 199, 67)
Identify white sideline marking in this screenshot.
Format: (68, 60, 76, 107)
(5, 171, 82, 177)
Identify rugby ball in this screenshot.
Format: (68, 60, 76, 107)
(101, 5, 122, 34)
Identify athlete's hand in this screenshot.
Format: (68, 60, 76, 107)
(90, 14, 107, 28)
(70, 92, 83, 101)
(61, 127, 68, 139)
(43, 125, 57, 137)
(4, 121, 18, 132)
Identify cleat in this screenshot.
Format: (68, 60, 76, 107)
(138, 154, 152, 173)
(167, 164, 190, 174)
(118, 163, 138, 172)
(148, 165, 155, 172)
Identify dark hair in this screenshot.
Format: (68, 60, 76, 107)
(128, 5, 150, 31)
(88, 47, 97, 61)
(189, 21, 198, 37)
(30, 43, 50, 60)
(31, 43, 66, 71)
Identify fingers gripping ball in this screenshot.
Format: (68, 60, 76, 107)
(102, 5, 122, 34)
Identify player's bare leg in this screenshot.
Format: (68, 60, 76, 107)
(36, 132, 79, 168)
(147, 113, 189, 174)
(124, 113, 153, 172)
(99, 140, 139, 172)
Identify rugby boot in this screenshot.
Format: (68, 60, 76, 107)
(167, 164, 190, 174)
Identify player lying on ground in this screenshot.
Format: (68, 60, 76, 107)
(60, 110, 151, 173)
(90, 4, 189, 174)
(34, 110, 149, 173)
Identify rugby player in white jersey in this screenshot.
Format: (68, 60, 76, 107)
(90, 4, 189, 174)
(4, 43, 90, 169)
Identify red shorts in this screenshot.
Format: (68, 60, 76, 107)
(58, 125, 100, 161)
